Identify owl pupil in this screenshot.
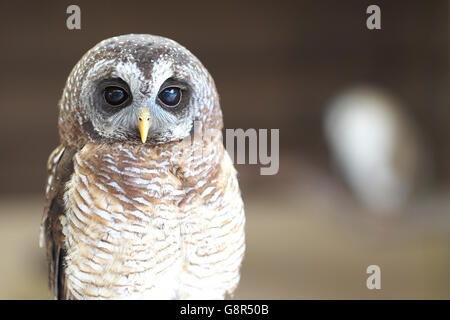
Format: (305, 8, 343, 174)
(104, 86, 128, 106)
(158, 87, 181, 107)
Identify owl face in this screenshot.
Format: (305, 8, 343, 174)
(59, 34, 222, 146)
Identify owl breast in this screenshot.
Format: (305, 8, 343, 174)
(62, 139, 245, 299)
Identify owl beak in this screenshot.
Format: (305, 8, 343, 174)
(138, 108, 151, 143)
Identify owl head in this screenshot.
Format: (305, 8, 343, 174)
(58, 34, 223, 148)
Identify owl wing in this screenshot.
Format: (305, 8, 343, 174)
(40, 145, 77, 299)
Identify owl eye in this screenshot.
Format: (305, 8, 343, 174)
(103, 85, 130, 107)
(158, 86, 182, 107)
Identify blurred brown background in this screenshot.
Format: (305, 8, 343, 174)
(0, 0, 448, 299)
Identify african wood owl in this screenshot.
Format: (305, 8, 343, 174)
(40, 34, 245, 299)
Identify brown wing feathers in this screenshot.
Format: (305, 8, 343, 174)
(42, 145, 77, 299)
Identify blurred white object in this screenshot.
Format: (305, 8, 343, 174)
(324, 86, 429, 214)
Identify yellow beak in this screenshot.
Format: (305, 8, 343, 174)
(138, 108, 150, 143)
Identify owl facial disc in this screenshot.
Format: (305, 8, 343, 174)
(58, 34, 224, 147)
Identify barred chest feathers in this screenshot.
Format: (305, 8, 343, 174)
(62, 137, 245, 299)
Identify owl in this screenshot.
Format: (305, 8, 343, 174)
(324, 86, 429, 215)
(40, 34, 245, 299)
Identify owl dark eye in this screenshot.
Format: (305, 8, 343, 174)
(103, 86, 130, 106)
(158, 86, 182, 107)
